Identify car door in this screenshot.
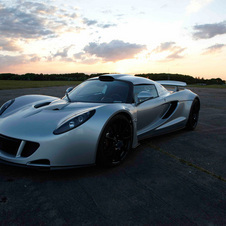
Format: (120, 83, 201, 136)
(134, 84, 170, 135)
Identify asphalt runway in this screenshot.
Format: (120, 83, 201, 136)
(0, 86, 226, 225)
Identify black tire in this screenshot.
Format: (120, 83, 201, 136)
(186, 98, 200, 130)
(96, 114, 133, 167)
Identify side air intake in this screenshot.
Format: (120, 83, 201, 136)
(162, 101, 178, 119)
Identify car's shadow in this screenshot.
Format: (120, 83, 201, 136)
(140, 128, 189, 146)
(0, 163, 116, 182)
(0, 129, 187, 182)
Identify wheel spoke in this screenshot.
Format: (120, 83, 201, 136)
(105, 132, 115, 141)
(113, 144, 126, 162)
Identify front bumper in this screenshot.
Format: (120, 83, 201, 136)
(0, 122, 100, 169)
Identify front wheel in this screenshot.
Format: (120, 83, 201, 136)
(186, 98, 200, 130)
(96, 115, 133, 167)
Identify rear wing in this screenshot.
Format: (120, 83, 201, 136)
(156, 80, 187, 92)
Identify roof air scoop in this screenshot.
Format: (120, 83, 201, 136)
(99, 75, 114, 81)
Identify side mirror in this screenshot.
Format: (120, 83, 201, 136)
(65, 87, 73, 102)
(66, 87, 73, 94)
(137, 91, 152, 103)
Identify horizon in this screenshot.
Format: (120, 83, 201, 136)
(0, 0, 226, 80)
(1, 72, 225, 83)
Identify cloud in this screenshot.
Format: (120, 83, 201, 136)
(58, 12, 78, 19)
(73, 51, 99, 64)
(166, 48, 186, 59)
(97, 23, 117, 29)
(152, 42, 176, 53)
(73, 52, 85, 60)
(82, 18, 98, 26)
(0, 2, 82, 41)
(0, 4, 54, 39)
(53, 45, 73, 58)
(72, 40, 146, 64)
(47, 45, 74, 62)
(0, 1, 117, 57)
(0, 38, 22, 51)
(203, 44, 226, 54)
(0, 1, 84, 59)
(187, 0, 213, 13)
(152, 42, 186, 60)
(83, 40, 146, 62)
(19, 1, 57, 15)
(0, 54, 40, 69)
(83, 17, 117, 29)
(193, 21, 226, 39)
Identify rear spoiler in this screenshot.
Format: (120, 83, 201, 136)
(156, 80, 187, 91)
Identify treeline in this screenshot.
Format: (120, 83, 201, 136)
(0, 72, 225, 85)
(0, 73, 89, 81)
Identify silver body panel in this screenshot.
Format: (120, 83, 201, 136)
(0, 74, 198, 169)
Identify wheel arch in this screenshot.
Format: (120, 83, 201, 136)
(186, 96, 200, 130)
(95, 110, 137, 165)
(108, 111, 138, 149)
(117, 111, 133, 124)
(194, 96, 201, 111)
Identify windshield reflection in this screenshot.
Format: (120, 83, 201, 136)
(67, 80, 132, 103)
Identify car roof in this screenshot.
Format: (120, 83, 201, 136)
(89, 74, 170, 97)
(90, 74, 156, 85)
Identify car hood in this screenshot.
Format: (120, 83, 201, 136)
(0, 98, 102, 140)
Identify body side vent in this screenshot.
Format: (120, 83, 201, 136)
(162, 101, 178, 119)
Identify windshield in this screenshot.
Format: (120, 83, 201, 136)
(67, 79, 133, 103)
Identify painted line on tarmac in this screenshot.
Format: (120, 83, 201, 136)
(147, 143, 226, 183)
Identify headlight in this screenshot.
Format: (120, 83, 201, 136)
(0, 99, 15, 116)
(53, 110, 96, 135)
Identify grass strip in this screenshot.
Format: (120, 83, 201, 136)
(147, 143, 226, 183)
(0, 80, 81, 90)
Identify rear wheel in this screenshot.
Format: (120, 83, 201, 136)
(186, 98, 200, 130)
(96, 115, 133, 167)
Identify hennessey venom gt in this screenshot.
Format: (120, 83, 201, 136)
(0, 74, 200, 169)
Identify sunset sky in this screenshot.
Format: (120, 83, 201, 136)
(0, 0, 226, 80)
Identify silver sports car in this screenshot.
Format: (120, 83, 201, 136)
(0, 74, 200, 169)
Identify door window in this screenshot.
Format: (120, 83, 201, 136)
(134, 85, 158, 103)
